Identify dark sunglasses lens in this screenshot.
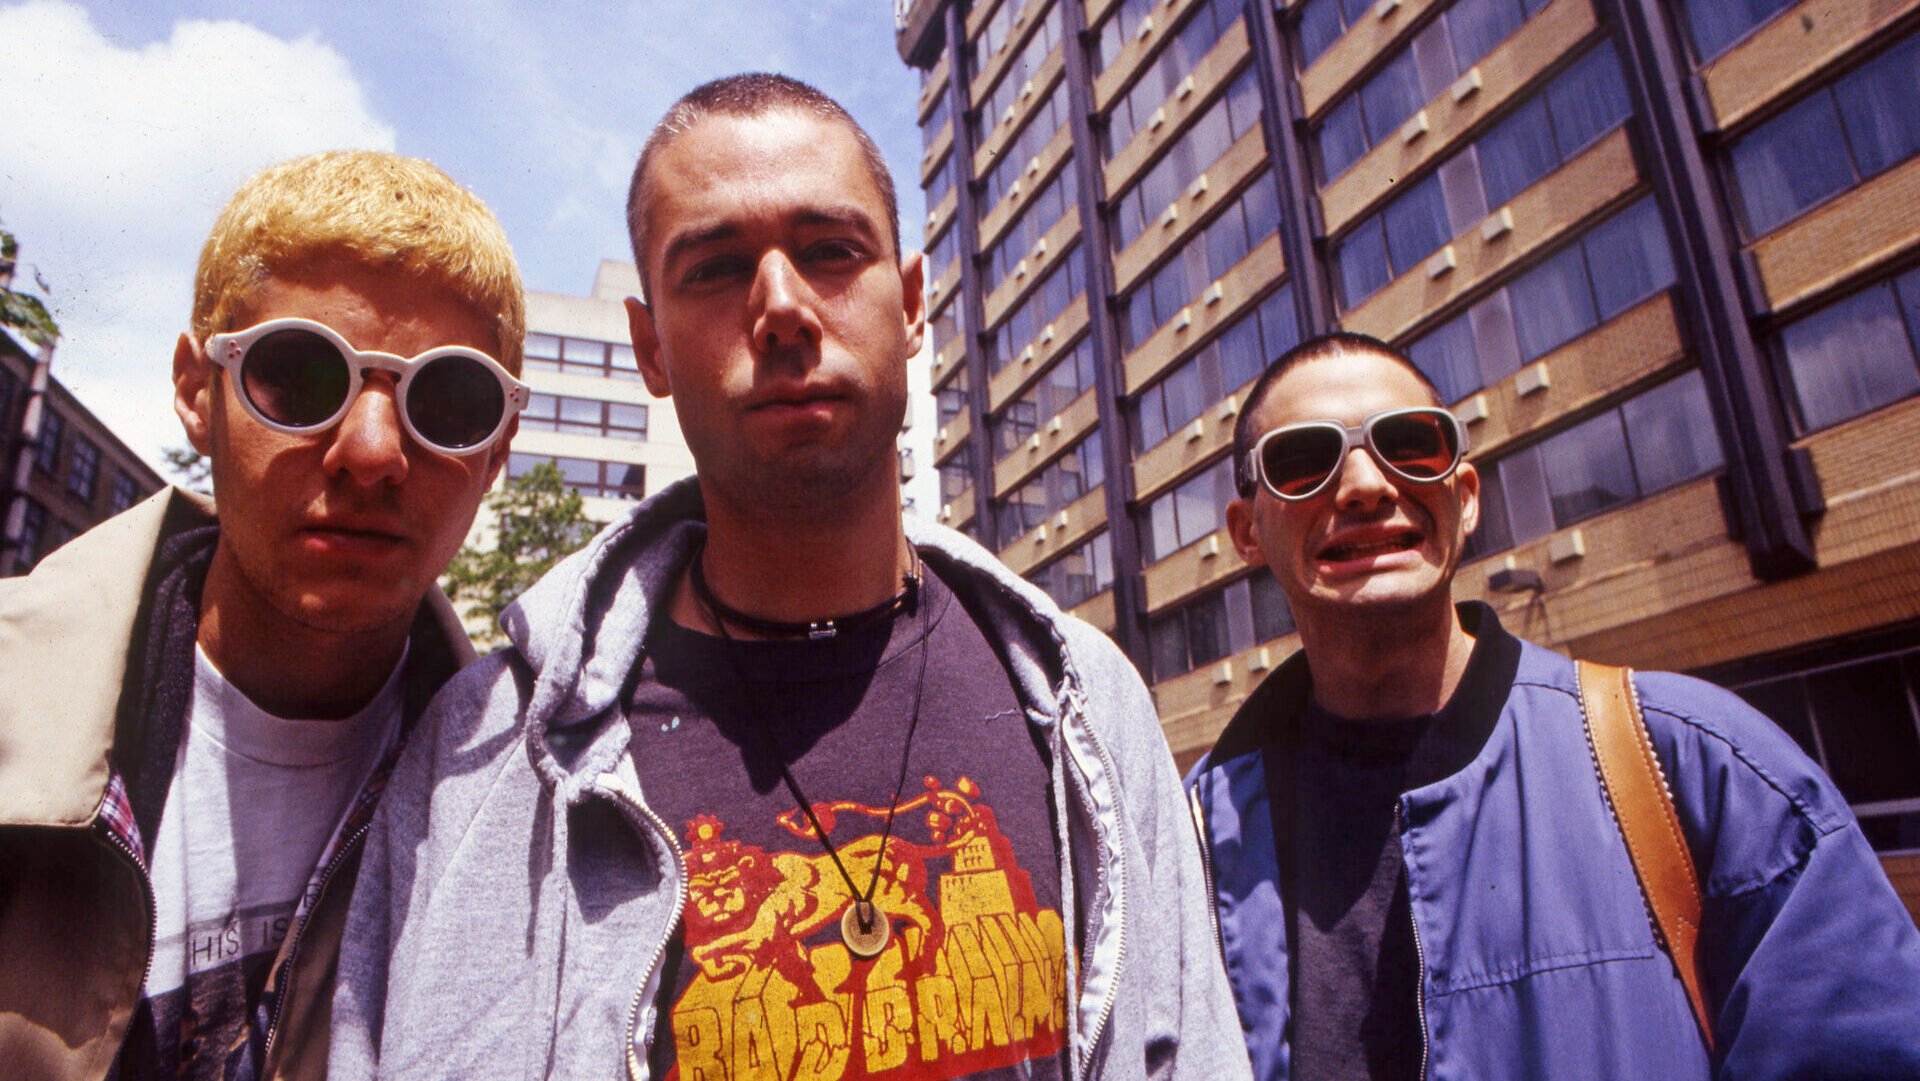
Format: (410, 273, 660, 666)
(1373, 412, 1458, 479)
(242, 330, 350, 427)
(408, 355, 505, 449)
(1262, 426, 1345, 497)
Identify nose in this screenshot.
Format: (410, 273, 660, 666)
(748, 250, 824, 357)
(1332, 443, 1399, 511)
(321, 371, 411, 487)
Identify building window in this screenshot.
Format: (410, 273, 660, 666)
(973, 1, 1066, 148)
(1149, 573, 1293, 680)
(520, 393, 648, 439)
(989, 336, 1096, 460)
(935, 363, 970, 429)
(1134, 284, 1300, 452)
(1118, 172, 1284, 352)
(523, 334, 643, 381)
(508, 453, 646, 500)
(926, 148, 961, 211)
(1293, 0, 1373, 71)
(1137, 456, 1235, 563)
(1679, 0, 1795, 63)
(993, 430, 1105, 545)
(1465, 371, 1724, 560)
(1776, 265, 1920, 434)
(1104, 0, 1237, 157)
(1108, 67, 1265, 252)
(109, 469, 141, 515)
(927, 221, 961, 289)
(991, 250, 1084, 374)
(1701, 623, 1920, 852)
(967, 0, 1032, 82)
(922, 89, 952, 152)
(982, 82, 1071, 212)
(1094, 0, 1154, 73)
(1726, 33, 1920, 238)
(983, 171, 1074, 295)
(33, 410, 63, 474)
(939, 442, 976, 504)
(1334, 43, 1632, 309)
(16, 498, 47, 568)
(1315, 0, 1552, 182)
(66, 436, 99, 501)
(930, 297, 968, 359)
(1025, 530, 1115, 608)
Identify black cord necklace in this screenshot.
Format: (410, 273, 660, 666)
(691, 541, 931, 959)
(689, 547, 920, 640)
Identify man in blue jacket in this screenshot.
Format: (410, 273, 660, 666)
(1186, 331, 1920, 1079)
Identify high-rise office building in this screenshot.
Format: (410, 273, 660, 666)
(895, 0, 1920, 908)
(502, 260, 696, 524)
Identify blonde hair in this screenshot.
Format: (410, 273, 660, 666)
(192, 150, 527, 374)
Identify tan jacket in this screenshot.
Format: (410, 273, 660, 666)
(0, 488, 474, 1080)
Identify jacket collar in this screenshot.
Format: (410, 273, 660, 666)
(1200, 601, 1522, 777)
(0, 487, 475, 829)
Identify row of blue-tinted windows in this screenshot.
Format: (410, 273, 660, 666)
(926, 149, 961, 212)
(1680, 0, 1794, 63)
(1138, 456, 1234, 562)
(1727, 32, 1920, 238)
(985, 170, 1074, 295)
(1408, 197, 1676, 401)
(992, 251, 1086, 373)
(1110, 67, 1264, 251)
(1026, 530, 1116, 609)
(1466, 371, 1723, 560)
(982, 81, 1071, 211)
(1777, 264, 1920, 435)
(994, 429, 1107, 542)
(1135, 284, 1302, 453)
(1117, 171, 1283, 351)
(973, 2, 1067, 146)
(1095, 0, 1155, 74)
(990, 336, 1097, 459)
(1294, 0, 1374, 71)
(968, 0, 1028, 82)
(927, 222, 961, 289)
(938, 441, 976, 503)
(923, 91, 952, 153)
(1149, 572, 1294, 680)
(1336, 42, 1631, 308)
(1105, 0, 1238, 158)
(935, 358, 970, 428)
(1316, 0, 1552, 182)
(929, 295, 967, 358)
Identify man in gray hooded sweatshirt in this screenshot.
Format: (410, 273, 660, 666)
(329, 73, 1250, 1081)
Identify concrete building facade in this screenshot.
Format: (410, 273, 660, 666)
(895, 0, 1920, 908)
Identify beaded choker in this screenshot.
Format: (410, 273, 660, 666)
(688, 546, 921, 640)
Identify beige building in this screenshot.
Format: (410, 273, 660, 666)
(896, 0, 1920, 914)
(494, 260, 697, 528)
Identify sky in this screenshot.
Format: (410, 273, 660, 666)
(0, 0, 934, 482)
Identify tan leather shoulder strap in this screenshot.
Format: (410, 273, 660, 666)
(1576, 659, 1715, 1051)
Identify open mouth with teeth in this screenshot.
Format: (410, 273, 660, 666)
(1317, 530, 1423, 563)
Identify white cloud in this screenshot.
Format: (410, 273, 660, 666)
(0, 0, 394, 469)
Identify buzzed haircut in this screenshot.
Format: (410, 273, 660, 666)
(624, 72, 902, 298)
(1231, 331, 1446, 496)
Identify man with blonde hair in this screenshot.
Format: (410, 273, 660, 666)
(0, 150, 526, 1080)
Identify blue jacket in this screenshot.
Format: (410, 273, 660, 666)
(1185, 603, 1920, 1080)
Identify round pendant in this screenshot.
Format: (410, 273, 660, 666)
(841, 899, 891, 959)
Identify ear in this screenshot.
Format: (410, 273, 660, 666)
(173, 332, 216, 455)
(481, 415, 518, 487)
(625, 295, 673, 398)
(898, 248, 927, 357)
(1226, 495, 1267, 567)
(1455, 459, 1481, 539)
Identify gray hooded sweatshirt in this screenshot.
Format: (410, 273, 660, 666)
(329, 478, 1253, 1081)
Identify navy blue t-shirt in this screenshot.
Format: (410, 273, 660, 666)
(627, 564, 1068, 1080)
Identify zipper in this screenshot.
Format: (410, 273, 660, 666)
(1397, 799, 1431, 1081)
(260, 814, 376, 1067)
(600, 770, 687, 1081)
(99, 826, 157, 1022)
(1186, 785, 1225, 962)
(1066, 698, 1127, 1080)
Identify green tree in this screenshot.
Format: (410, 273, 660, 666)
(0, 225, 60, 346)
(445, 462, 603, 643)
(163, 445, 212, 494)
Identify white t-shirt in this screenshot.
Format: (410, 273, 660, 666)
(133, 644, 404, 1074)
